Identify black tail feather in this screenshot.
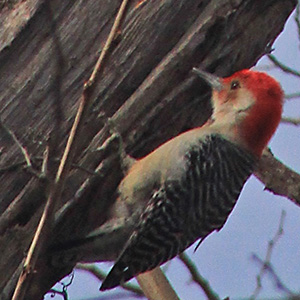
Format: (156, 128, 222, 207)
(100, 261, 134, 290)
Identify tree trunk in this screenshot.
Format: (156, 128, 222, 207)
(0, 0, 297, 299)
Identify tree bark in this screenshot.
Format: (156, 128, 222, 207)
(0, 0, 297, 299)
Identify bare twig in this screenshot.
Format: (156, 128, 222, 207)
(76, 263, 144, 297)
(252, 255, 295, 297)
(11, 1, 131, 299)
(178, 253, 220, 300)
(250, 210, 286, 299)
(41, 145, 49, 177)
(281, 117, 300, 126)
(46, 272, 74, 300)
(0, 120, 32, 167)
(0, 119, 42, 178)
(267, 54, 300, 77)
(85, 0, 130, 88)
(285, 92, 300, 100)
(47, 289, 68, 300)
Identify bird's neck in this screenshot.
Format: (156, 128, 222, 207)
(238, 102, 282, 157)
(201, 114, 252, 155)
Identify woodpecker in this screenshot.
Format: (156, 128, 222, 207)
(98, 68, 283, 290)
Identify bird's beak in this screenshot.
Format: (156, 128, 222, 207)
(192, 68, 224, 92)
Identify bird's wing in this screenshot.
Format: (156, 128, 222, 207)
(100, 135, 256, 290)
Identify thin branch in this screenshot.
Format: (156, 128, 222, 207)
(46, 272, 74, 300)
(281, 116, 300, 126)
(285, 92, 300, 100)
(0, 118, 42, 178)
(76, 263, 144, 297)
(11, 1, 131, 299)
(0, 120, 32, 167)
(267, 54, 300, 77)
(178, 253, 220, 300)
(250, 210, 286, 299)
(46, 289, 68, 300)
(85, 0, 130, 88)
(252, 255, 295, 297)
(41, 145, 49, 177)
(135, 0, 147, 9)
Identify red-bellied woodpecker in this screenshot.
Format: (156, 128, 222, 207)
(99, 68, 283, 290)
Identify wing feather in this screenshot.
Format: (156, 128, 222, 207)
(100, 134, 257, 290)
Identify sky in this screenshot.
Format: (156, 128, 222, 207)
(46, 7, 300, 300)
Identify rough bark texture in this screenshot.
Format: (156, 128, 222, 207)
(0, 0, 297, 299)
(255, 149, 300, 204)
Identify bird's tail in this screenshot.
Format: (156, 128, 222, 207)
(100, 258, 134, 290)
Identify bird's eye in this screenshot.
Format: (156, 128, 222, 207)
(230, 80, 240, 90)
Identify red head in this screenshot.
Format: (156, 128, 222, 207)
(193, 68, 284, 157)
(222, 70, 283, 156)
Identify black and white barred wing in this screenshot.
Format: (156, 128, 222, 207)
(101, 135, 256, 290)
